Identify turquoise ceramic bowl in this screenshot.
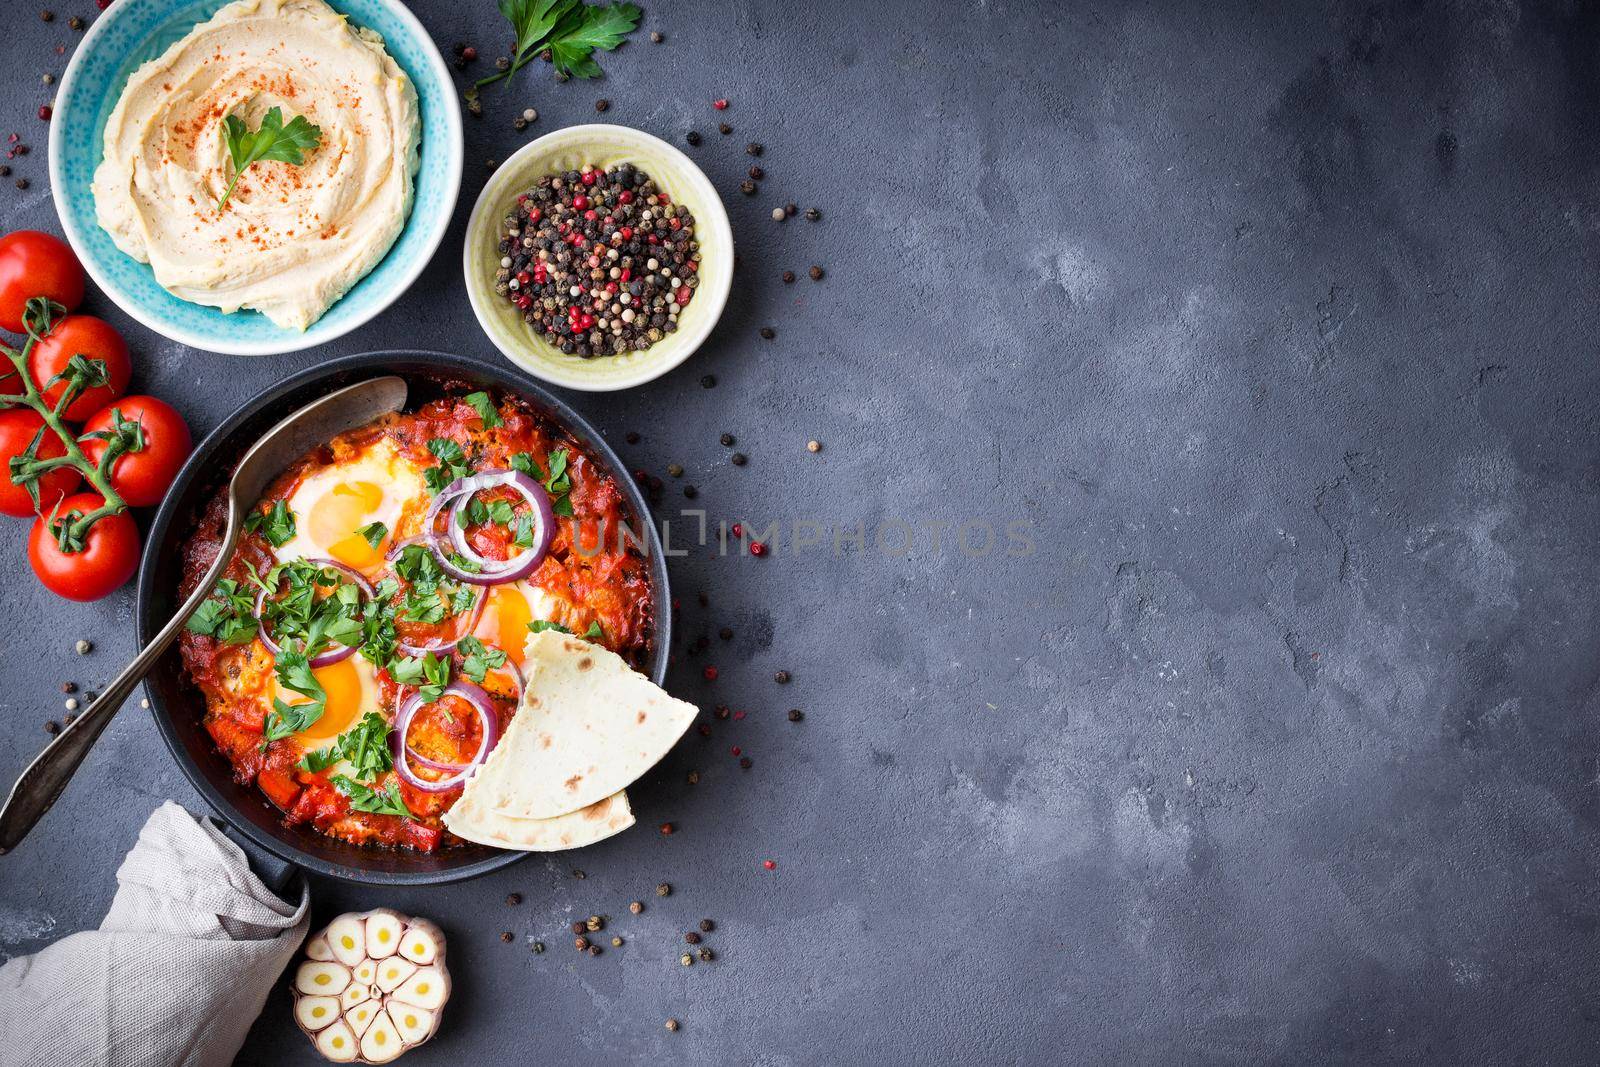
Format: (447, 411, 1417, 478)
(49, 0, 462, 356)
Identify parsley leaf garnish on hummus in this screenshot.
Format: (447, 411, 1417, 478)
(216, 106, 323, 212)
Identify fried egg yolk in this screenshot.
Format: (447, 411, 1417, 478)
(272, 655, 382, 743)
(276, 442, 426, 573)
(473, 581, 567, 669)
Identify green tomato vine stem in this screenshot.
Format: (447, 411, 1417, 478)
(0, 301, 129, 548)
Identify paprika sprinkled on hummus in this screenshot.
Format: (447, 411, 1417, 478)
(91, 0, 420, 330)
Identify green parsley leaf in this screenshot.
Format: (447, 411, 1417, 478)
(297, 747, 337, 773)
(217, 106, 322, 211)
(424, 437, 473, 495)
(331, 776, 411, 819)
(245, 500, 296, 547)
(331, 711, 394, 782)
(357, 521, 388, 550)
(584, 621, 603, 641)
(479, 0, 641, 90)
(463, 391, 504, 428)
(185, 579, 259, 644)
(388, 650, 450, 704)
(528, 619, 573, 635)
(457, 635, 508, 683)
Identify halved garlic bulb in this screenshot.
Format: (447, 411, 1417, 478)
(293, 909, 449, 1063)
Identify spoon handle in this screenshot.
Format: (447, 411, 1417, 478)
(0, 538, 236, 854)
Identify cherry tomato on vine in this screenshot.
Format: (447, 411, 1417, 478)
(27, 316, 131, 422)
(0, 231, 84, 334)
(78, 395, 191, 507)
(0, 408, 81, 517)
(27, 492, 139, 601)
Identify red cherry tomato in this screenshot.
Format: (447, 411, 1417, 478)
(78, 395, 191, 507)
(27, 316, 131, 421)
(0, 408, 81, 516)
(0, 231, 84, 334)
(27, 492, 139, 601)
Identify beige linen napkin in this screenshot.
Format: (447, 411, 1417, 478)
(0, 802, 309, 1067)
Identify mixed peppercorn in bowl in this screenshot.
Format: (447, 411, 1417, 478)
(463, 124, 733, 392)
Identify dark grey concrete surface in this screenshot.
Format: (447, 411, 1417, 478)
(1, 0, 1597, 1062)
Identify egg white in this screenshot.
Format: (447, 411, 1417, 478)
(275, 439, 427, 572)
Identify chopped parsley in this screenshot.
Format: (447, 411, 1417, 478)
(331, 776, 411, 819)
(388, 650, 450, 704)
(357, 521, 388, 550)
(244, 500, 296, 547)
(511, 449, 574, 516)
(185, 579, 259, 644)
(463, 391, 504, 428)
(424, 437, 473, 494)
(457, 635, 508, 683)
(527, 619, 602, 641)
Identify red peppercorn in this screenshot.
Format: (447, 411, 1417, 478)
(714, 98, 729, 110)
(730, 746, 741, 756)
(731, 523, 743, 538)
(618, 190, 634, 204)
(646, 234, 660, 245)
(763, 859, 776, 870)
(516, 271, 531, 285)
(669, 217, 682, 231)
(462, 46, 478, 61)
(703, 666, 718, 681)
(676, 286, 692, 305)
(572, 194, 589, 210)
(37, 106, 51, 122)
(750, 541, 768, 557)
(620, 267, 631, 282)
(734, 710, 746, 720)
(619, 226, 633, 240)
(527, 207, 541, 223)
(584, 209, 598, 222)
(580, 169, 598, 186)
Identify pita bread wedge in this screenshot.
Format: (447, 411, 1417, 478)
(474, 631, 698, 820)
(443, 789, 634, 851)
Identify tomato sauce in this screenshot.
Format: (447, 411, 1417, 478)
(176, 393, 655, 851)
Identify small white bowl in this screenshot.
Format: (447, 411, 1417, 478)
(463, 124, 733, 392)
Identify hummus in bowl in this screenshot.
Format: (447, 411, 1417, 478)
(92, 0, 419, 331)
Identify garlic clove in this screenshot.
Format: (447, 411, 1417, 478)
(365, 910, 405, 960)
(294, 995, 341, 1033)
(389, 1003, 437, 1047)
(294, 960, 351, 997)
(304, 935, 335, 962)
(345, 997, 380, 1038)
(340, 983, 372, 1011)
(359, 1008, 404, 1064)
(396, 917, 443, 965)
(326, 913, 366, 967)
(389, 966, 449, 1011)
(374, 956, 416, 993)
(315, 1020, 358, 1063)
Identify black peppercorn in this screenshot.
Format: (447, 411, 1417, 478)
(739, 756, 753, 769)
(570, 921, 586, 935)
(686, 130, 702, 146)
(730, 453, 747, 466)
(500, 931, 514, 942)
(748, 165, 764, 180)
(746, 142, 763, 156)
(718, 122, 732, 135)
(740, 180, 756, 196)
(595, 98, 610, 112)
(685, 931, 701, 944)
(782, 270, 795, 283)
(809, 265, 825, 280)
(719, 627, 733, 640)
(788, 708, 804, 722)
(805, 207, 821, 221)
(625, 431, 640, 444)
(699, 919, 715, 932)
(684, 485, 698, 499)
(719, 432, 734, 446)
(700, 374, 716, 388)
(759, 326, 775, 339)
(657, 882, 672, 896)
(506, 893, 522, 906)
(775, 670, 791, 684)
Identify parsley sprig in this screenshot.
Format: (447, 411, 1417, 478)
(216, 106, 322, 212)
(477, 0, 641, 90)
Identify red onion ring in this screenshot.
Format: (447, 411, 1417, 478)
(423, 470, 554, 585)
(252, 558, 374, 668)
(391, 680, 500, 792)
(403, 660, 519, 773)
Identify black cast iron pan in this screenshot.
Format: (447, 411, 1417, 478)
(135, 351, 670, 885)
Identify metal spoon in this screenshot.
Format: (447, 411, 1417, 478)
(0, 375, 409, 854)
